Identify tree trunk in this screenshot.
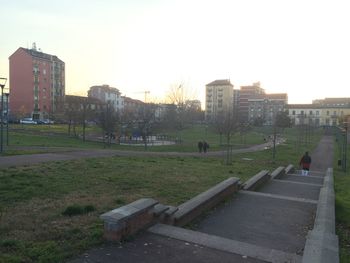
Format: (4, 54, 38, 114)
(68, 120, 71, 135)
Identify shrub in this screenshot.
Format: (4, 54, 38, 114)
(62, 204, 95, 217)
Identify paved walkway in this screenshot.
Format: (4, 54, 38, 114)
(69, 136, 334, 263)
(0, 141, 277, 168)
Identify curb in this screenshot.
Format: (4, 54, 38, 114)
(302, 168, 339, 263)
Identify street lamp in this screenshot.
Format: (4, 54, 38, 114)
(0, 77, 8, 153)
(342, 122, 348, 173)
(5, 93, 9, 146)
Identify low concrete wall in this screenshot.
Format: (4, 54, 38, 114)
(242, 170, 269, 191)
(170, 177, 240, 226)
(302, 168, 339, 263)
(100, 198, 159, 241)
(285, 164, 294, 174)
(270, 166, 286, 179)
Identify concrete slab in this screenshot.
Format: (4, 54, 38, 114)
(272, 179, 322, 187)
(258, 180, 321, 200)
(281, 174, 324, 185)
(68, 231, 265, 263)
(193, 192, 316, 254)
(240, 191, 318, 204)
(149, 224, 301, 263)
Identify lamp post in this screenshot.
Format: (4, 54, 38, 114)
(0, 77, 8, 153)
(343, 122, 348, 173)
(5, 93, 9, 146)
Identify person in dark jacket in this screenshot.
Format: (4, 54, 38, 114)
(300, 151, 312, 176)
(198, 141, 203, 153)
(203, 141, 209, 153)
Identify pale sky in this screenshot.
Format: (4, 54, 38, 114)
(0, 0, 349, 105)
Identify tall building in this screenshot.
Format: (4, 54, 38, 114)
(205, 79, 234, 121)
(248, 93, 288, 125)
(88, 85, 124, 112)
(238, 82, 265, 123)
(9, 45, 65, 120)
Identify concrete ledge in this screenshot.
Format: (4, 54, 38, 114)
(149, 223, 302, 263)
(242, 170, 269, 191)
(270, 166, 285, 179)
(302, 230, 339, 263)
(302, 168, 339, 263)
(170, 177, 240, 226)
(100, 198, 158, 241)
(314, 187, 335, 233)
(285, 164, 295, 174)
(323, 168, 334, 189)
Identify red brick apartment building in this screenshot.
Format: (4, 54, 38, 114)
(9, 46, 65, 120)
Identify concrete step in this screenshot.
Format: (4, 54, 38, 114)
(69, 231, 265, 263)
(291, 170, 325, 177)
(258, 179, 322, 200)
(149, 224, 302, 263)
(191, 192, 316, 255)
(272, 179, 323, 187)
(281, 174, 324, 185)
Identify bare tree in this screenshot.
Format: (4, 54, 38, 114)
(210, 109, 239, 165)
(166, 82, 201, 141)
(97, 101, 120, 147)
(64, 96, 81, 136)
(136, 103, 157, 150)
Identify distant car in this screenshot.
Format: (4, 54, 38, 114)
(36, 119, 54, 124)
(20, 118, 37, 124)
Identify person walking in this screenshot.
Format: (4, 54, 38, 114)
(198, 141, 203, 153)
(203, 141, 209, 153)
(299, 151, 312, 176)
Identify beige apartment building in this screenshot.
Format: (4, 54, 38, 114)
(205, 79, 234, 121)
(288, 101, 350, 126)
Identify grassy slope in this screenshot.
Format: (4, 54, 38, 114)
(334, 136, 350, 263)
(0, 126, 323, 262)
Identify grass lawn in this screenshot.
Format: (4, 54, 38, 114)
(334, 136, 350, 263)
(0, 125, 324, 262)
(0, 129, 323, 262)
(5, 125, 323, 155)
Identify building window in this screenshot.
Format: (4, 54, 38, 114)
(333, 111, 337, 116)
(309, 111, 313, 115)
(292, 110, 295, 115)
(316, 111, 319, 115)
(301, 110, 304, 115)
(327, 111, 329, 116)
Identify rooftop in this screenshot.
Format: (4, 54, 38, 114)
(21, 47, 64, 63)
(206, 79, 233, 87)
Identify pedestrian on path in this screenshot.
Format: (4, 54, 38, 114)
(198, 141, 203, 153)
(203, 141, 209, 153)
(299, 151, 312, 176)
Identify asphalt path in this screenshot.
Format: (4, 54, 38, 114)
(0, 141, 277, 168)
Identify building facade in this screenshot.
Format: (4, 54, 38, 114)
(9, 46, 65, 120)
(248, 93, 288, 125)
(288, 101, 350, 126)
(238, 82, 265, 123)
(88, 85, 124, 112)
(205, 79, 234, 121)
(123, 97, 144, 117)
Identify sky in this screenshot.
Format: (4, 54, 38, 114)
(0, 0, 349, 106)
